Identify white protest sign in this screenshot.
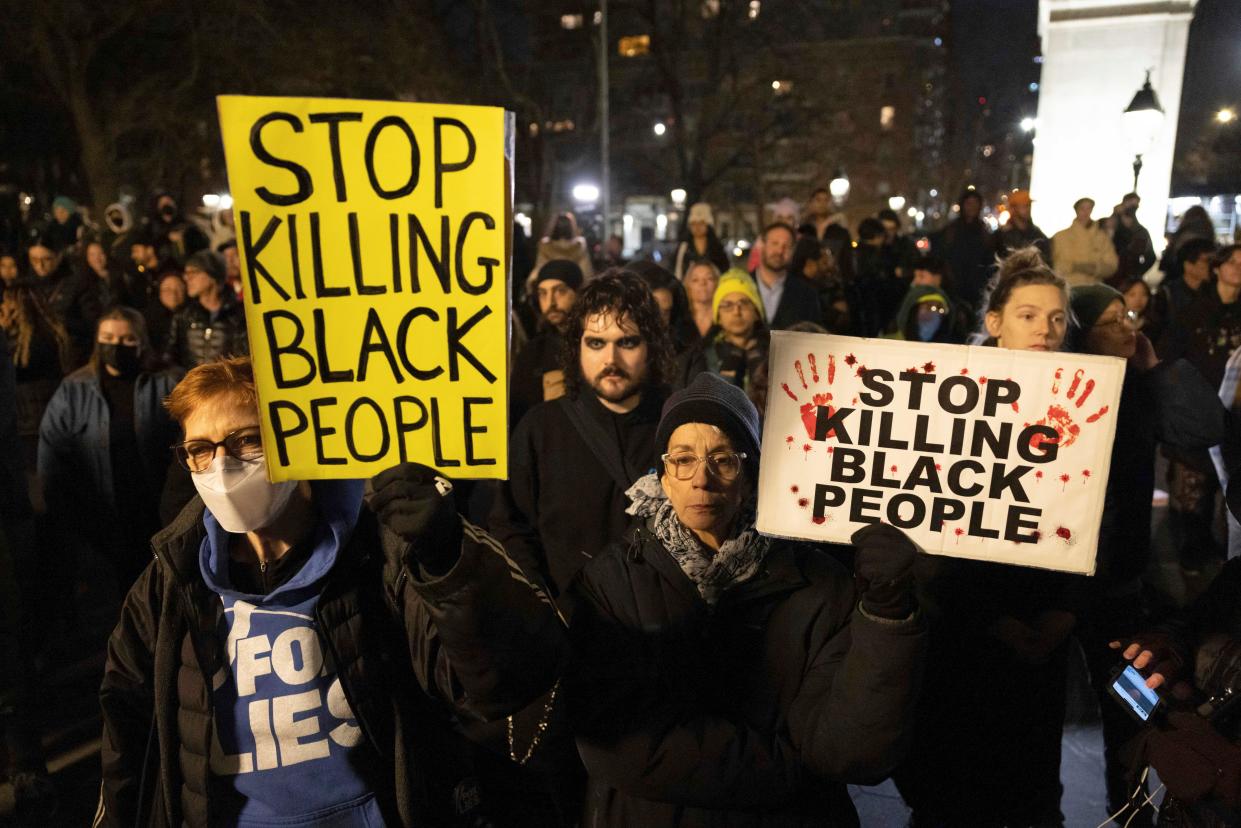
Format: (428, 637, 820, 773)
(756, 331, 1125, 574)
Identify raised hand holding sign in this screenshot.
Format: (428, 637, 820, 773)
(758, 332, 1124, 575)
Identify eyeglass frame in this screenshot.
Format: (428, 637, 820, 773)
(1092, 308, 1139, 329)
(172, 427, 265, 473)
(660, 450, 749, 481)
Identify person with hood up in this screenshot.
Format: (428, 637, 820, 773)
(531, 212, 594, 285)
(96, 355, 566, 827)
(45, 195, 84, 252)
(1066, 283, 1227, 823)
(885, 284, 960, 344)
(148, 190, 209, 262)
(38, 306, 180, 593)
(565, 371, 927, 826)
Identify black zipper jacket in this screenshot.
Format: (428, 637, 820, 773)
(97, 496, 567, 827)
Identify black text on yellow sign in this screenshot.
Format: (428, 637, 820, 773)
(218, 95, 512, 481)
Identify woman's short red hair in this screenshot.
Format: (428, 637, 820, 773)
(164, 356, 258, 425)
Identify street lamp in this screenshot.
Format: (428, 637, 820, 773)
(1218, 108, 1237, 125)
(1020, 116, 1037, 133)
(829, 169, 850, 202)
(888, 195, 906, 211)
(670, 188, 686, 207)
(572, 182, 600, 204)
(1122, 71, 1165, 191)
(653, 121, 667, 136)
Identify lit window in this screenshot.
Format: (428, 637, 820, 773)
(701, 0, 720, 18)
(748, 1, 761, 19)
(772, 79, 793, 95)
(561, 14, 583, 30)
(593, 10, 602, 24)
(618, 34, 650, 57)
(880, 105, 895, 129)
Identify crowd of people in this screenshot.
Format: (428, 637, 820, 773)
(1, 182, 1240, 827)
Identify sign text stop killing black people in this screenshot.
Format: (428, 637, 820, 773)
(756, 332, 1124, 574)
(217, 95, 513, 481)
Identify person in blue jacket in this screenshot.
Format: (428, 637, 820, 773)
(38, 305, 181, 592)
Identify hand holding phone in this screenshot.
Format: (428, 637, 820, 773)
(1109, 664, 1164, 723)
(1108, 631, 1191, 695)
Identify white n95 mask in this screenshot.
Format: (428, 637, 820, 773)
(192, 455, 297, 533)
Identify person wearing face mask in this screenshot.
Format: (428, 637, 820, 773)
(37, 307, 180, 593)
(96, 356, 566, 828)
(885, 284, 962, 344)
(148, 190, 208, 262)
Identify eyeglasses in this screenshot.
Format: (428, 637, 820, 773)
(717, 300, 754, 315)
(661, 451, 748, 482)
(1094, 309, 1139, 330)
(173, 428, 264, 473)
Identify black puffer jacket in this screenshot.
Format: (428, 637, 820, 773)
(164, 293, 249, 370)
(565, 523, 927, 827)
(97, 497, 567, 827)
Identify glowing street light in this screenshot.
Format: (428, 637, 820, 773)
(572, 182, 600, 203)
(670, 188, 687, 207)
(829, 169, 850, 201)
(1020, 116, 1037, 132)
(1218, 108, 1237, 125)
(888, 195, 906, 211)
(653, 121, 667, 136)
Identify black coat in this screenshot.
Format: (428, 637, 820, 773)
(565, 523, 927, 827)
(508, 328, 564, 428)
(490, 389, 667, 595)
(164, 293, 249, 370)
(97, 498, 567, 827)
(763, 273, 826, 331)
(1096, 360, 1225, 584)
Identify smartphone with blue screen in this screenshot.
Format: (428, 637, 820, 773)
(1109, 664, 1164, 723)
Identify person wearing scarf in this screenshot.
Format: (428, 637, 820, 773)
(563, 371, 928, 826)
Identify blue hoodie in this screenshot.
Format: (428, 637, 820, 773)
(199, 479, 386, 827)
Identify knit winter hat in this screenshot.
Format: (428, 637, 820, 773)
(1067, 283, 1124, 352)
(185, 249, 227, 284)
(712, 269, 764, 322)
(52, 196, 77, 214)
(533, 259, 584, 291)
(656, 372, 762, 475)
(1070, 283, 1124, 331)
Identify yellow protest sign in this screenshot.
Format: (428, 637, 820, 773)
(217, 95, 512, 481)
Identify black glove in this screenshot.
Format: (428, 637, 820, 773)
(850, 523, 919, 620)
(368, 463, 462, 575)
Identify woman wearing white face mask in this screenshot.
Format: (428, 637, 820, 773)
(38, 306, 179, 593)
(97, 356, 567, 828)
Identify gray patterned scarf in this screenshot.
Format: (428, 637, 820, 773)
(625, 472, 770, 605)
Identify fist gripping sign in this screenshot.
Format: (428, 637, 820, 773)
(756, 332, 1125, 575)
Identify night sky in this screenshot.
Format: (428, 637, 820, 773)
(952, 0, 1241, 194)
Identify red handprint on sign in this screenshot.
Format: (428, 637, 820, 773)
(1031, 367, 1109, 450)
(780, 353, 838, 439)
